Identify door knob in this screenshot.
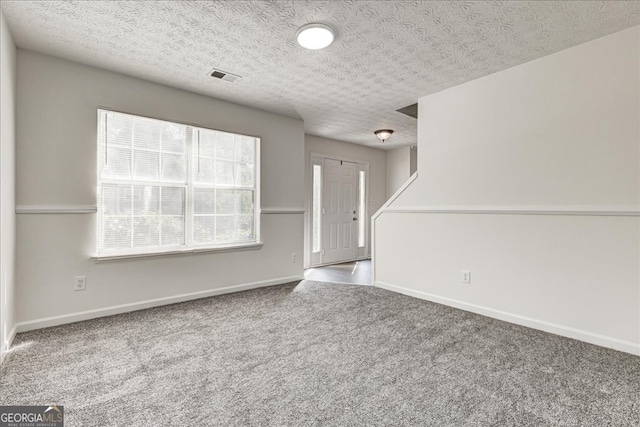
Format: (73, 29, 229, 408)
(353, 217, 358, 221)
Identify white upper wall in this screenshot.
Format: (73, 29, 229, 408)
(397, 25, 639, 208)
(15, 50, 305, 325)
(0, 10, 17, 364)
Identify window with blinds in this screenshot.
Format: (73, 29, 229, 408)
(96, 109, 260, 255)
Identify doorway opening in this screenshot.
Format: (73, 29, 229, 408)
(308, 154, 369, 268)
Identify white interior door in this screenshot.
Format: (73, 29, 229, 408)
(321, 159, 358, 264)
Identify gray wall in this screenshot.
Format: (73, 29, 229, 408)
(409, 147, 417, 176)
(386, 146, 411, 199)
(15, 50, 306, 328)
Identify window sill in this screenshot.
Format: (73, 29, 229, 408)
(91, 242, 263, 262)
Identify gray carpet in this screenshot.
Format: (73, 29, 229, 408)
(1, 281, 639, 426)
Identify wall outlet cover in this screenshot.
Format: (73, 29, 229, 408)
(461, 270, 471, 284)
(74, 276, 87, 291)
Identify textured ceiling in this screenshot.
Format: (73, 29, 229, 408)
(2, 1, 639, 149)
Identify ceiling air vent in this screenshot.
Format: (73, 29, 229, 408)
(208, 68, 242, 83)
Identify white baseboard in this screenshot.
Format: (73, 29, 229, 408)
(15, 276, 303, 333)
(1, 325, 17, 365)
(375, 280, 640, 356)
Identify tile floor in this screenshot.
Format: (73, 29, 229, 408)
(303, 259, 371, 285)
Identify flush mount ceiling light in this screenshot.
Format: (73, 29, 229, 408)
(374, 129, 394, 143)
(296, 23, 335, 50)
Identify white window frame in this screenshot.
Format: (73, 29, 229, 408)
(94, 108, 261, 260)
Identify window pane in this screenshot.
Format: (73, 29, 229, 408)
(161, 187, 185, 215)
(193, 158, 214, 185)
(161, 216, 184, 246)
(214, 160, 234, 186)
(313, 165, 321, 253)
(194, 216, 215, 243)
(102, 184, 132, 216)
(102, 217, 131, 250)
(194, 189, 215, 215)
(133, 216, 160, 248)
(133, 150, 160, 181)
(161, 122, 186, 153)
(161, 153, 186, 183)
(132, 116, 160, 150)
(103, 147, 132, 179)
(216, 189, 237, 214)
(107, 113, 132, 148)
(133, 186, 159, 215)
(197, 130, 215, 158)
(236, 137, 256, 163)
(238, 190, 254, 214)
(214, 132, 235, 160)
(236, 163, 254, 187)
(236, 137, 255, 163)
(215, 215, 237, 242)
(238, 215, 254, 241)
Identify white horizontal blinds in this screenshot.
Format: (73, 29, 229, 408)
(97, 109, 259, 255)
(98, 110, 187, 252)
(193, 128, 256, 245)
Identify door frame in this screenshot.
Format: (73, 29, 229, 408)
(306, 153, 370, 268)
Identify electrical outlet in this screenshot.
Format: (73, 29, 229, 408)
(74, 276, 87, 291)
(461, 270, 471, 284)
(291, 252, 297, 263)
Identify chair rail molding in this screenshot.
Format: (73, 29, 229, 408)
(16, 205, 97, 214)
(381, 205, 640, 217)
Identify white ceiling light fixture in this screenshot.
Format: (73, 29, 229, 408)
(296, 23, 335, 50)
(374, 129, 394, 143)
